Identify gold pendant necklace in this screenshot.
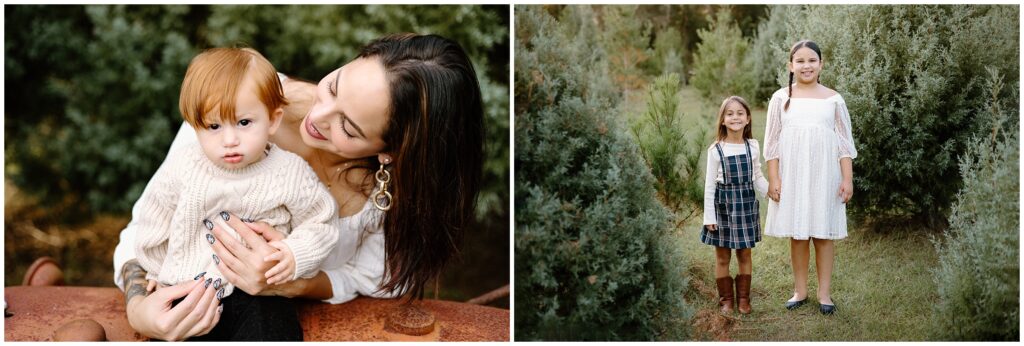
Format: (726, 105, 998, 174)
(314, 151, 344, 189)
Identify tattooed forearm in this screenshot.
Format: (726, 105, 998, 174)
(121, 259, 150, 305)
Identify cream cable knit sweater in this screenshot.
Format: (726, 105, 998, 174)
(132, 141, 339, 298)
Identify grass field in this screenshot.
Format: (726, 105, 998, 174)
(681, 217, 942, 341)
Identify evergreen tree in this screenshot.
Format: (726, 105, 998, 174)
(598, 5, 653, 92)
(515, 5, 691, 340)
(650, 27, 685, 78)
(690, 8, 756, 103)
(631, 73, 707, 222)
(931, 69, 1019, 340)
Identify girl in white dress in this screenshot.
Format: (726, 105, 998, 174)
(763, 40, 857, 315)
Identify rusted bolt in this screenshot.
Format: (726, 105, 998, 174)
(383, 304, 436, 336)
(22, 257, 64, 286)
(52, 319, 107, 341)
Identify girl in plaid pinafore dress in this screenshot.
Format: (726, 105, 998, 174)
(701, 96, 768, 315)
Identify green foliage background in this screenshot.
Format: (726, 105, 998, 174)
(5, 4, 509, 222)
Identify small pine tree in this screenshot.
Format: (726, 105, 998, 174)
(690, 7, 757, 103)
(650, 27, 685, 78)
(598, 5, 653, 92)
(931, 69, 1019, 340)
(515, 5, 692, 340)
(631, 73, 708, 222)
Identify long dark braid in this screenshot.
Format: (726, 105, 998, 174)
(784, 40, 822, 111)
(785, 71, 794, 111)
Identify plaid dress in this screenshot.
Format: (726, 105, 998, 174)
(701, 140, 761, 249)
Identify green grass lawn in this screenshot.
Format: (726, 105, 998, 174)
(680, 218, 941, 341)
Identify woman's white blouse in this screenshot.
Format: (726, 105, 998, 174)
(113, 122, 397, 304)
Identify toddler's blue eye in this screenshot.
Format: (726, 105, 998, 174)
(239, 119, 252, 126)
(209, 124, 220, 130)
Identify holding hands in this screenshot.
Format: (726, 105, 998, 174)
(767, 178, 782, 202)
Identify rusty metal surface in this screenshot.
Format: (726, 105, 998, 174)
(4, 286, 509, 341)
(4, 286, 143, 341)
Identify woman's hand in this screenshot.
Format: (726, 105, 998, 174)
(838, 179, 853, 203)
(208, 212, 282, 296)
(767, 178, 782, 202)
(123, 264, 221, 341)
(705, 224, 717, 232)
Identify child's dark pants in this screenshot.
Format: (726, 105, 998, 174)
(173, 289, 303, 341)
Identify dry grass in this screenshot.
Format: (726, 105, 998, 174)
(5, 179, 128, 286)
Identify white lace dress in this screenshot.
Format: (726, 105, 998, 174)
(763, 88, 857, 239)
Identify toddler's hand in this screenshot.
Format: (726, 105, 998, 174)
(146, 279, 159, 293)
(706, 224, 717, 232)
(245, 220, 286, 242)
(263, 241, 296, 285)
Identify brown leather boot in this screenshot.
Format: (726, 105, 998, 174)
(735, 274, 752, 314)
(715, 276, 735, 314)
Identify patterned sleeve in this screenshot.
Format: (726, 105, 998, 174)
(763, 92, 784, 161)
(834, 96, 858, 159)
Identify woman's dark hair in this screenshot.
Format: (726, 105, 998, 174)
(785, 40, 822, 111)
(355, 33, 484, 300)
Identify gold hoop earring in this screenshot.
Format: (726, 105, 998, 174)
(373, 163, 393, 211)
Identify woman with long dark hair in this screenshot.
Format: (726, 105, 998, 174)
(113, 33, 484, 340)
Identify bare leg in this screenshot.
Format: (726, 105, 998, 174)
(812, 238, 835, 305)
(790, 238, 810, 301)
(714, 247, 732, 278)
(736, 248, 752, 275)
